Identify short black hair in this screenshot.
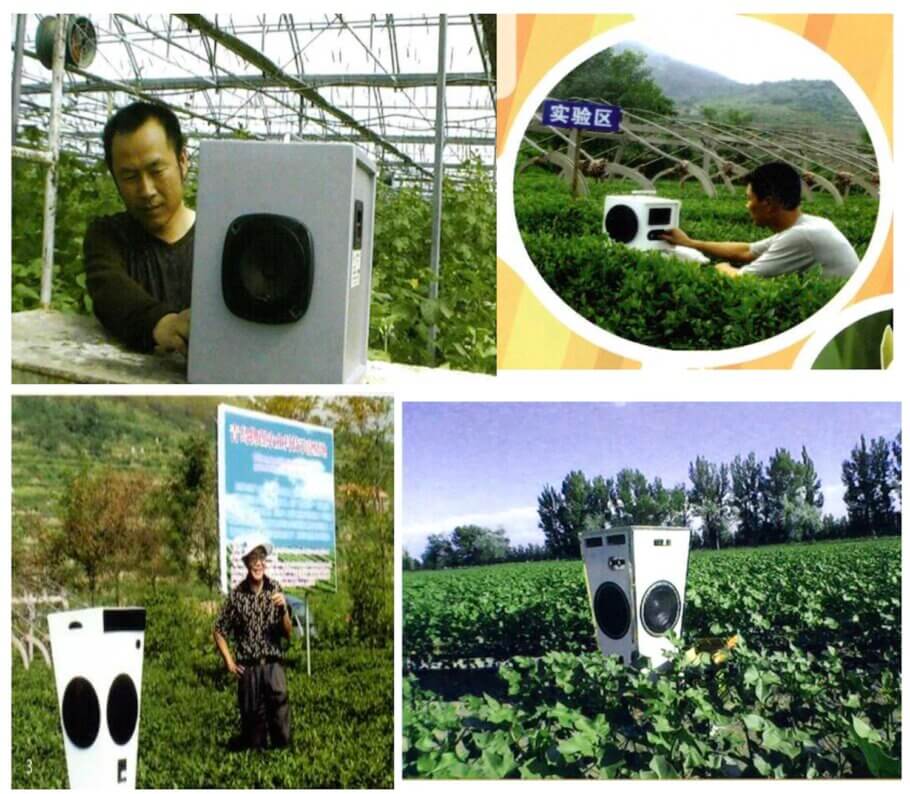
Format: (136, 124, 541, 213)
(746, 161, 802, 210)
(103, 101, 185, 173)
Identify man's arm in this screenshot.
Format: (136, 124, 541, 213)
(660, 228, 757, 264)
(714, 262, 745, 278)
(84, 217, 187, 352)
(213, 628, 244, 677)
(271, 591, 293, 639)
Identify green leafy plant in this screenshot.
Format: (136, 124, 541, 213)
(371, 159, 496, 373)
(812, 310, 894, 369)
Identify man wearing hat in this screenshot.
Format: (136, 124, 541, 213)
(213, 533, 293, 749)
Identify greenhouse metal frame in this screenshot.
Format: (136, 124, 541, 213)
(11, 12, 496, 310)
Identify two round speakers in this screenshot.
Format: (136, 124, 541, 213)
(593, 580, 681, 639)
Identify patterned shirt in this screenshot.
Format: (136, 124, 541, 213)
(214, 575, 292, 661)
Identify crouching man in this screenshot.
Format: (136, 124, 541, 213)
(661, 161, 859, 279)
(214, 534, 293, 750)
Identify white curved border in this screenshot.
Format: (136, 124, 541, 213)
(499, 15, 894, 369)
(793, 294, 894, 369)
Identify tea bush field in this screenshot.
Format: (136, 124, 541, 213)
(511, 169, 879, 351)
(12, 589, 393, 788)
(403, 538, 900, 778)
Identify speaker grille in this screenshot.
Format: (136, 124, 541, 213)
(62, 676, 100, 749)
(604, 205, 639, 243)
(107, 674, 139, 745)
(593, 581, 631, 640)
(640, 581, 681, 636)
(222, 214, 314, 324)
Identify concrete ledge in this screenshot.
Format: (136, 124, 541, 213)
(12, 310, 493, 385)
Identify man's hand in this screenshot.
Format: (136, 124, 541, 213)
(271, 592, 287, 611)
(659, 227, 694, 248)
(226, 657, 245, 678)
(714, 262, 744, 278)
(153, 308, 191, 354)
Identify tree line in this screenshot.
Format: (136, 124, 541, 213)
(408, 432, 901, 570)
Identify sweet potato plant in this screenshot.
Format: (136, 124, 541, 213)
(403, 538, 900, 778)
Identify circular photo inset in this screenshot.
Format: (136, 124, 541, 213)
(513, 21, 881, 352)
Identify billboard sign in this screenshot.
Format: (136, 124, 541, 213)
(541, 99, 622, 132)
(217, 404, 336, 593)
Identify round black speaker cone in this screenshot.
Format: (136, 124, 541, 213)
(238, 230, 299, 303)
(605, 205, 639, 243)
(222, 213, 314, 324)
(107, 673, 139, 745)
(640, 581, 680, 636)
(62, 676, 100, 749)
(593, 581, 631, 639)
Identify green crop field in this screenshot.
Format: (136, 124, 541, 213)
(403, 537, 900, 779)
(512, 168, 879, 351)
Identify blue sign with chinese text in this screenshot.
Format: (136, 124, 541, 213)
(217, 404, 336, 593)
(541, 99, 622, 132)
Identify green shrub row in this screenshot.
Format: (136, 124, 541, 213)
(522, 232, 845, 350)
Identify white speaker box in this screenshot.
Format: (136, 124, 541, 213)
(580, 525, 689, 665)
(47, 607, 146, 788)
(188, 141, 377, 384)
(603, 194, 680, 251)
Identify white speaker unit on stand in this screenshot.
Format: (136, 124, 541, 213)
(47, 607, 146, 788)
(580, 525, 690, 666)
(188, 141, 377, 384)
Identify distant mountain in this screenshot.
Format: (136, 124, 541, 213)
(624, 47, 740, 103)
(616, 43, 863, 132)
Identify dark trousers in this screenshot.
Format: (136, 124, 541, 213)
(237, 661, 290, 749)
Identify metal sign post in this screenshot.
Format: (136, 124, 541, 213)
(571, 129, 582, 198)
(40, 15, 68, 308)
(305, 592, 312, 677)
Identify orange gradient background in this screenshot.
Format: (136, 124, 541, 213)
(497, 14, 893, 370)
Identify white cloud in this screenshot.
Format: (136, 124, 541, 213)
(403, 506, 543, 557)
(273, 457, 335, 501)
(822, 484, 847, 518)
(259, 480, 281, 512)
(223, 493, 264, 530)
(630, 16, 835, 84)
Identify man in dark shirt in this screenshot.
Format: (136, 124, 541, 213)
(214, 535, 293, 749)
(84, 101, 195, 353)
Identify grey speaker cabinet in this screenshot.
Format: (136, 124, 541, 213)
(188, 141, 376, 384)
(581, 525, 690, 665)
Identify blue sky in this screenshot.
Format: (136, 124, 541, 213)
(402, 402, 901, 557)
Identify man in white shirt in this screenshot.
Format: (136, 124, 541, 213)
(661, 161, 859, 279)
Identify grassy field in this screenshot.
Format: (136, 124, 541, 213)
(512, 169, 879, 351)
(403, 538, 900, 778)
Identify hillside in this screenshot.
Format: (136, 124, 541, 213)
(618, 43, 863, 133)
(11, 396, 228, 520)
